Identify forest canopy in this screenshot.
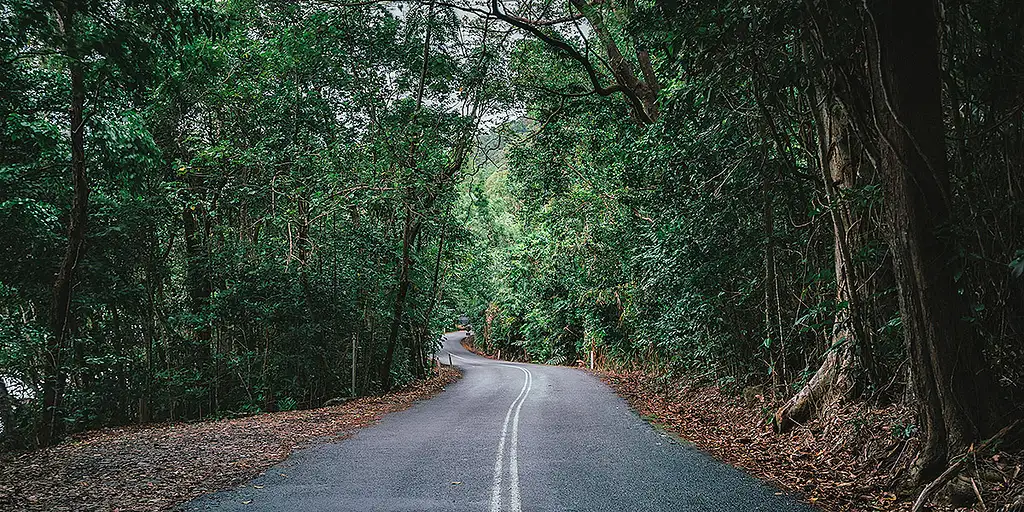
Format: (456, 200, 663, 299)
(1, 0, 1022, 495)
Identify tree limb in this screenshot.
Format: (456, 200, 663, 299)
(489, 0, 625, 99)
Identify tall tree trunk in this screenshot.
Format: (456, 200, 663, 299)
(40, 0, 88, 448)
(762, 170, 785, 394)
(414, 229, 447, 378)
(415, 0, 435, 109)
(864, 0, 997, 482)
(361, 316, 375, 393)
(776, 95, 870, 431)
(379, 207, 420, 391)
(182, 195, 212, 419)
(182, 202, 210, 339)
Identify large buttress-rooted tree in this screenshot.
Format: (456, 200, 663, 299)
(775, 93, 876, 432)
(862, 0, 998, 480)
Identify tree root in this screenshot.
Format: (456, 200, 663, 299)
(911, 420, 1020, 512)
(774, 348, 853, 433)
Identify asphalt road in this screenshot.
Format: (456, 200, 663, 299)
(185, 331, 815, 511)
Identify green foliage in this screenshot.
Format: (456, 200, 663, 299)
(453, 0, 1024, 418)
(0, 0, 503, 447)
(2, 0, 1021, 452)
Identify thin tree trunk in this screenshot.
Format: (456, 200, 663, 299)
(141, 235, 157, 424)
(40, 0, 88, 448)
(763, 170, 784, 395)
(415, 0, 435, 109)
(415, 228, 447, 377)
(379, 207, 420, 390)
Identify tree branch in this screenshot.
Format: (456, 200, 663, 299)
(489, 0, 624, 98)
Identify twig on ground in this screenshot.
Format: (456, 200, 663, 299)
(911, 420, 1020, 512)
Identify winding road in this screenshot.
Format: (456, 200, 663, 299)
(185, 331, 815, 511)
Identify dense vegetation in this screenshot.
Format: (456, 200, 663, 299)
(1, 0, 502, 447)
(2, 0, 1022, 494)
(458, 0, 1024, 485)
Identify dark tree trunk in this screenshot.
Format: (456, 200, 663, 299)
(413, 229, 447, 378)
(864, 0, 998, 481)
(361, 318, 376, 393)
(40, 0, 88, 448)
(182, 194, 213, 419)
(763, 170, 785, 394)
(182, 203, 211, 337)
(379, 208, 421, 391)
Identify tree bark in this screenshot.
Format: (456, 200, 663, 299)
(415, 0, 435, 110)
(776, 94, 868, 432)
(414, 229, 447, 378)
(40, 0, 88, 448)
(379, 207, 421, 390)
(763, 170, 785, 394)
(864, 0, 997, 481)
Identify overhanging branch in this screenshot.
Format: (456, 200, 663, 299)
(489, 0, 624, 98)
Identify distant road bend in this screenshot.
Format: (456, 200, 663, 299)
(187, 331, 815, 511)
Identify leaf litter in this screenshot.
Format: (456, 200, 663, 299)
(598, 370, 1023, 512)
(0, 367, 461, 511)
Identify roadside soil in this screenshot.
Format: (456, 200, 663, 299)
(599, 371, 1022, 512)
(0, 366, 461, 512)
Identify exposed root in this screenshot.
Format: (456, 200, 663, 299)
(775, 346, 855, 433)
(911, 420, 1021, 512)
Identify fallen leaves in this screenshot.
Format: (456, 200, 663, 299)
(597, 370, 1023, 512)
(0, 367, 461, 512)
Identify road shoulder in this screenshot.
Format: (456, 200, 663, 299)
(598, 370, 922, 511)
(0, 367, 461, 511)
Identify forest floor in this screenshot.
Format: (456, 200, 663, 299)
(598, 370, 1023, 512)
(0, 366, 461, 512)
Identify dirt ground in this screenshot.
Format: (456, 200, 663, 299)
(598, 370, 1023, 512)
(0, 366, 461, 512)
